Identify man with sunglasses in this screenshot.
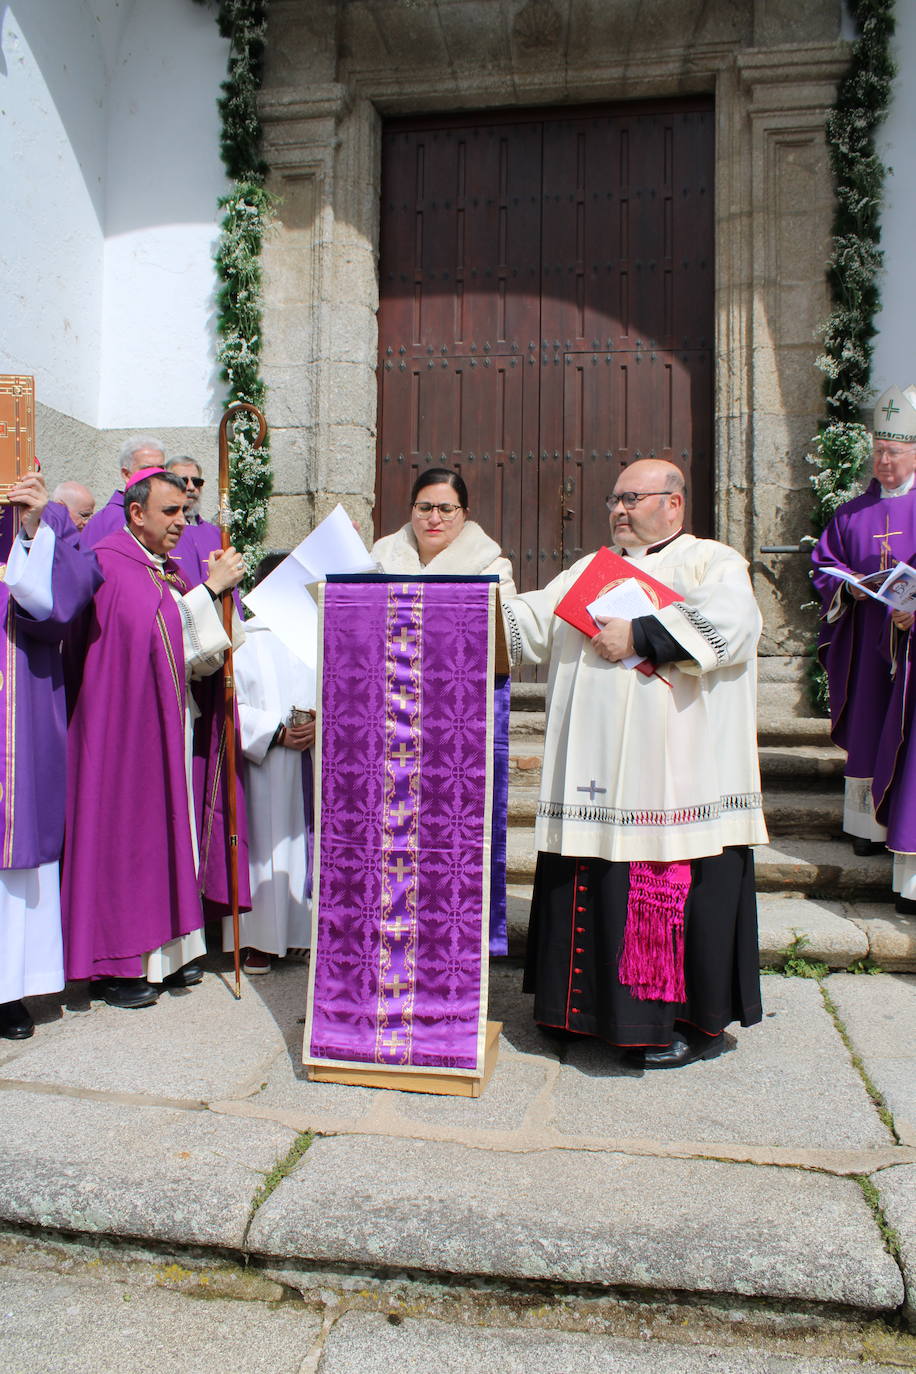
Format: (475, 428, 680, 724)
(503, 458, 766, 1070)
(166, 456, 224, 590)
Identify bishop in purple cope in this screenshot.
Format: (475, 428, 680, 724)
(811, 385, 916, 857)
(0, 478, 102, 1040)
(62, 469, 248, 1010)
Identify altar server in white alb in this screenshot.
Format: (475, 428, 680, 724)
(227, 554, 315, 974)
(502, 459, 768, 1069)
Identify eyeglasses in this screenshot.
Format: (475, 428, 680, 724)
(182, 476, 205, 490)
(606, 491, 671, 511)
(412, 501, 463, 519)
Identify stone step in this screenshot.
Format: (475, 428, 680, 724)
(506, 832, 892, 899)
(503, 884, 916, 970)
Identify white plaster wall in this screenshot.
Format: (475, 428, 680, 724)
(99, 0, 229, 428)
(871, 0, 916, 395)
(0, 0, 228, 432)
(0, 0, 110, 424)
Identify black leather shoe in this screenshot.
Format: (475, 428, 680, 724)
(851, 837, 885, 857)
(0, 999, 34, 1039)
(627, 1030, 725, 1070)
(91, 977, 159, 1009)
(161, 963, 204, 989)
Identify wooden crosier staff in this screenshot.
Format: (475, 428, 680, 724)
(217, 400, 267, 998)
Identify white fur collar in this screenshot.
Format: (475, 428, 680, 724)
(372, 520, 503, 575)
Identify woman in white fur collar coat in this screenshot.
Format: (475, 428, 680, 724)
(371, 467, 517, 596)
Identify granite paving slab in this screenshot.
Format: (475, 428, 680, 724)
(2, 969, 298, 1101)
(871, 1163, 916, 1319)
(552, 978, 891, 1151)
(845, 906, 916, 970)
(0, 1090, 296, 1248)
(247, 1136, 903, 1309)
(223, 1046, 383, 1125)
(757, 895, 867, 968)
(378, 1054, 551, 1132)
(825, 974, 916, 1145)
(0, 1263, 321, 1374)
(316, 1312, 907, 1374)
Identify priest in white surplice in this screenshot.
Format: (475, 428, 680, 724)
(62, 468, 246, 1009)
(503, 459, 767, 1069)
(226, 553, 315, 974)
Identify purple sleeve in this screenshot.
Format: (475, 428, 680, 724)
(13, 501, 104, 642)
(810, 512, 852, 608)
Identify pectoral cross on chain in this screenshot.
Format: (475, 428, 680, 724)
(577, 779, 607, 802)
(874, 513, 903, 571)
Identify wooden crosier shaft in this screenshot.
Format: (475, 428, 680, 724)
(217, 401, 267, 999)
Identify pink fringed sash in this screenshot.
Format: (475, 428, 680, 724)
(618, 859, 691, 1002)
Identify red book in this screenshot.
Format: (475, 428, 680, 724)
(554, 546, 680, 677)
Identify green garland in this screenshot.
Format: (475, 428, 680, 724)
(806, 0, 895, 711)
(817, 0, 896, 423)
(195, 0, 273, 567)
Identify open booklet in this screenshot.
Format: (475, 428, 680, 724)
(242, 504, 376, 705)
(820, 561, 916, 614)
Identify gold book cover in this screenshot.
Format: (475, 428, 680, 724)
(0, 375, 36, 499)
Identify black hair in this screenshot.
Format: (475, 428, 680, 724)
(252, 551, 291, 587)
(410, 467, 469, 510)
(125, 470, 187, 520)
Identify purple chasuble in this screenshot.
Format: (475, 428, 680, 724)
(62, 531, 208, 979)
(0, 504, 101, 869)
(81, 489, 125, 550)
(305, 578, 496, 1077)
(811, 480, 916, 777)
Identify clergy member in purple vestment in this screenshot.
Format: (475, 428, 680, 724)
(62, 468, 247, 1010)
(164, 458, 249, 917)
(811, 385, 916, 856)
(0, 475, 102, 1040)
(81, 434, 167, 550)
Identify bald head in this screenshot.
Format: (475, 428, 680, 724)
(608, 459, 686, 549)
(52, 481, 96, 531)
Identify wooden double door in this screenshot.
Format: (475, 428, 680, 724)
(375, 100, 714, 592)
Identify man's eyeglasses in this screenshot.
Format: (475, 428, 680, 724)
(182, 476, 205, 490)
(606, 491, 670, 511)
(412, 501, 463, 519)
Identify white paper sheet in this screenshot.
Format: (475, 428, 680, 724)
(242, 504, 375, 696)
(587, 580, 656, 670)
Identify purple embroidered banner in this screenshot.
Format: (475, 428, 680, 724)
(304, 578, 495, 1076)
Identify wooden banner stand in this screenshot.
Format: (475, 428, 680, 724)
(307, 1019, 502, 1098)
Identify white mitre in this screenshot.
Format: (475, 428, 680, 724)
(873, 385, 916, 442)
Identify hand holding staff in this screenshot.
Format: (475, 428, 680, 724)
(217, 401, 268, 998)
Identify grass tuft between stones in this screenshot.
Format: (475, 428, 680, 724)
(762, 931, 830, 980)
(854, 1174, 903, 1264)
(819, 985, 899, 1142)
(250, 1131, 314, 1214)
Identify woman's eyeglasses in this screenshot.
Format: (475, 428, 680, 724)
(412, 501, 462, 519)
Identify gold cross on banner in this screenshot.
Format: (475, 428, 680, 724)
(385, 974, 409, 997)
(390, 799, 411, 826)
(391, 742, 415, 767)
(396, 625, 413, 654)
(382, 1029, 403, 1053)
(874, 514, 903, 571)
(387, 914, 409, 940)
(390, 854, 411, 883)
(394, 685, 413, 712)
